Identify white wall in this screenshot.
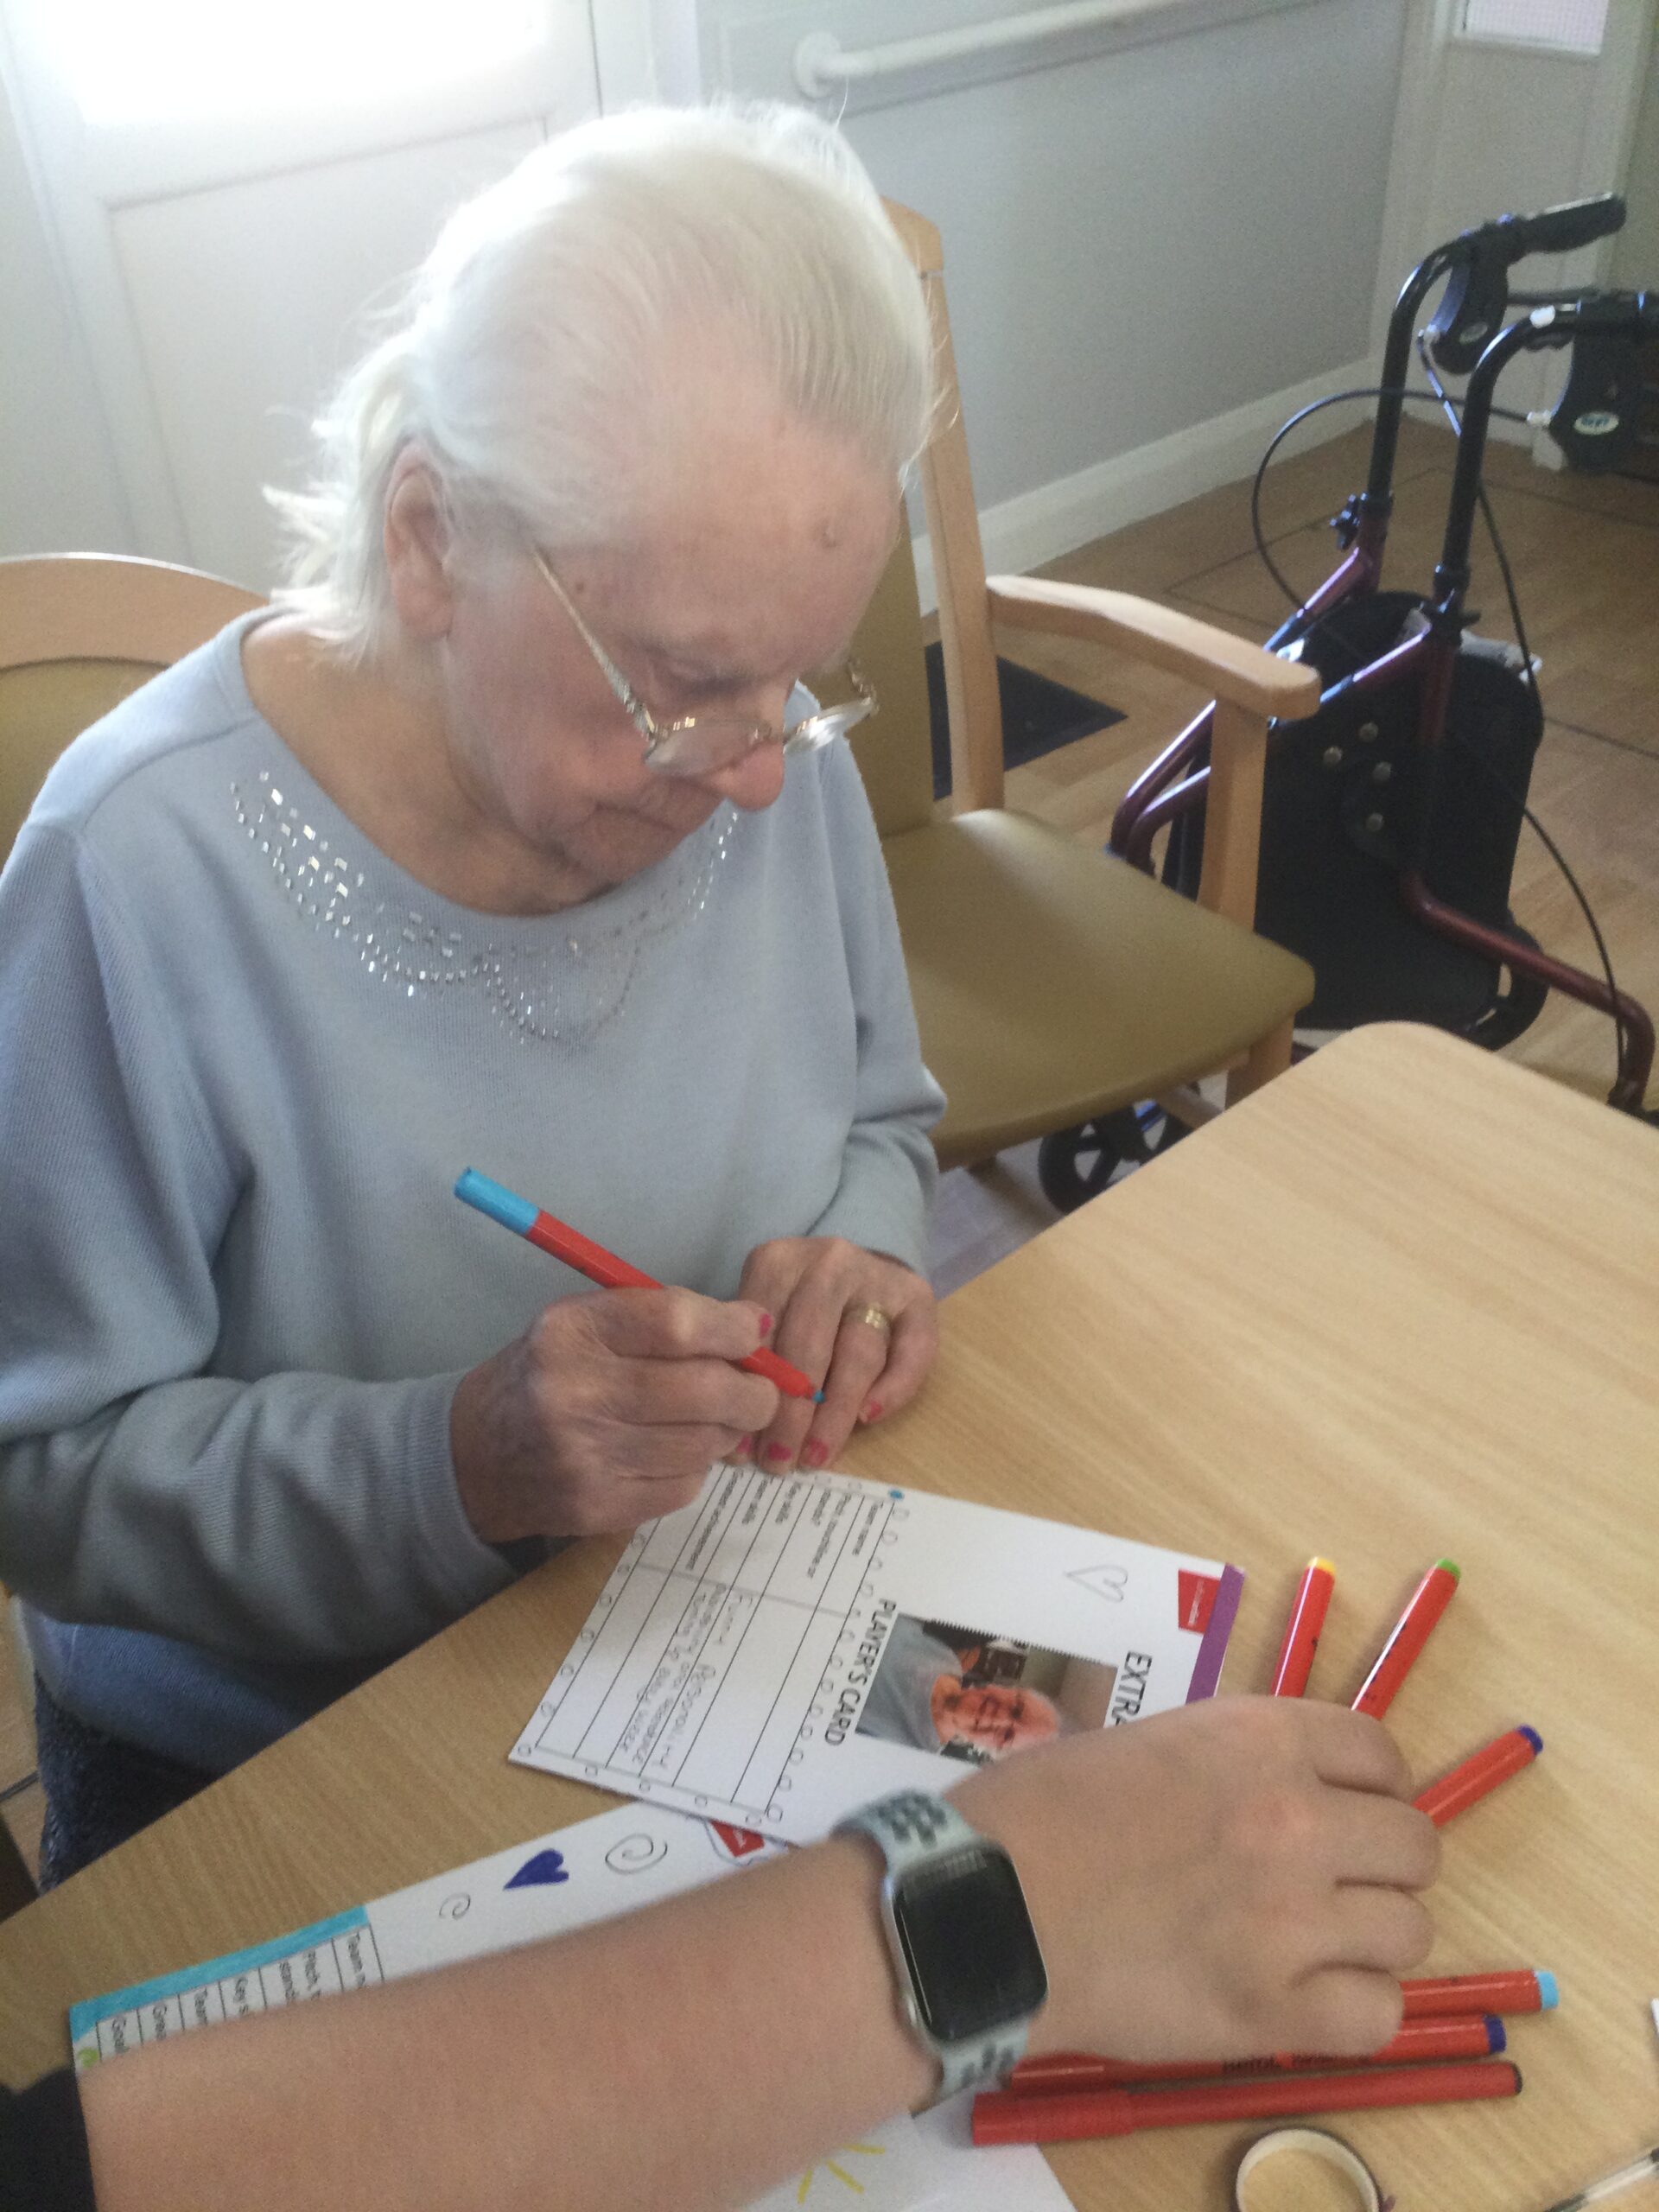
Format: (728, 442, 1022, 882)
(0, 71, 131, 553)
(2, 0, 1408, 575)
(747, 0, 1404, 505)
(1612, 22, 1659, 288)
(694, 0, 1408, 539)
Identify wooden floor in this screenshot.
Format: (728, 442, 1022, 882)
(3, 418, 1655, 1891)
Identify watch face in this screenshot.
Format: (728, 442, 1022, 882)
(891, 1843, 1048, 2046)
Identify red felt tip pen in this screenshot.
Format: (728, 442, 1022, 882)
(971, 2058, 1522, 2146)
(1414, 1726, 1541, 1827)
(1401, 1967, 1557, 2018)
(1351, 1558, 1460, 1719)
(1270, 1556, 1336, 1697)
(454, 1169, 823, 1402)
(1006, 2012, 1505, 2093)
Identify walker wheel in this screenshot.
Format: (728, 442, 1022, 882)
(1462, 918, 1549, 1051)
(1037, 1105, 1189, 1213)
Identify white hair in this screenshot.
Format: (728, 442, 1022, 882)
(268, 103, 934, 659)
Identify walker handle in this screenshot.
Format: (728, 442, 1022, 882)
(1503, 193, 1625, 259)
(1426, 196, 1626, 373)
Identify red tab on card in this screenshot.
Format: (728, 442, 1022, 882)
(708, 1821, 769, 1861)
(1178, 1571, 1220, 1635)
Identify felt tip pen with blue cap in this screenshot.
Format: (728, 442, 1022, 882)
(1413, 1725, 1542, 1828)
(454, 1169, 823, 1403)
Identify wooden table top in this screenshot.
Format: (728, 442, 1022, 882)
(3, 1022, 1656, 2209)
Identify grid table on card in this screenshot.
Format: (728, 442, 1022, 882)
(521, 1469, 899, 1820)
(72, 1910, 387, 2064)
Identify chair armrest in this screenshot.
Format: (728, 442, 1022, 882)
(985, 575, 1320, 722)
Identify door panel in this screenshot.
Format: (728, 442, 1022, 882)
(113, 124, 542, 585)
(1, 0, 597, 582)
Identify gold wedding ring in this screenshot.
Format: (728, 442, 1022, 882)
(849, 1303, 893, 1337)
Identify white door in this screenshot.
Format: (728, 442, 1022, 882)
(0, 0, 600, 586)
(1374, 0, 1658, 433)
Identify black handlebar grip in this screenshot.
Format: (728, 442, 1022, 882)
(1506, 193, 1626, 258)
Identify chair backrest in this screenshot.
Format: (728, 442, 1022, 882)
(0, 554, 264, 865)
(847, 202, 1007, 830)
(843, 531, 938, 837)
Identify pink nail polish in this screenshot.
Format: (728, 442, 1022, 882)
(765, 1442, 791, 1465)
(734, 1436, 754, 1461)
(757, 1312, 773, 1338)
(861, 1401, 883, 1424)
(802, 1440, 828, 1468)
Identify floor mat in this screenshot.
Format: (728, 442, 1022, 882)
(925, 644, 1124, 800)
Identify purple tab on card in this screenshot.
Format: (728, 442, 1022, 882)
(1185, 1563, 1245, 1702)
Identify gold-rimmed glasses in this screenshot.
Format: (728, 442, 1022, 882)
(531, 546, 876, 777)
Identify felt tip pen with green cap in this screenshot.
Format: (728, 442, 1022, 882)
(1351, 1558, 1460, 1719)
(454, 1169, 823, 1402)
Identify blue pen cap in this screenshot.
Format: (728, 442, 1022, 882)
(454, 1168, 538, 1237)
(1535, 1969, 1559, 2010)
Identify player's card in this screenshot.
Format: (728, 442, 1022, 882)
(512, 1464, 1240, 1842)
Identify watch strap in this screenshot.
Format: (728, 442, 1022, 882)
(842, 1785, 982, 1876)
(838, 1789, 1036, 2104)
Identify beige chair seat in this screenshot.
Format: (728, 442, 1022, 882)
(885, 809, 1313, 1167)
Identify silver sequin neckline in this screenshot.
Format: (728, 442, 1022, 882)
(231, 767, 739, 1046)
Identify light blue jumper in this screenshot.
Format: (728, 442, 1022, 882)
(0, 615, 941, 1770)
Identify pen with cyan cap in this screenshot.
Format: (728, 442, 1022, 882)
(454, 1167, 823, 1402)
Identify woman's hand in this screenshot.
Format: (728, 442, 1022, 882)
(953, 1696, 1440, 2066)
(449, 1288, 780, 1544)
(734, 1236, 938, 1471)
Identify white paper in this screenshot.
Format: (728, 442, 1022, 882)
(68, 1803, 785, 2064)
(746, 2113, 942, 2211)
(69, 1801, 1073, 2210)
(511, 1463, 1240, 1842)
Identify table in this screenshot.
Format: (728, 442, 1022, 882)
(3, 1022, 1656, 2209)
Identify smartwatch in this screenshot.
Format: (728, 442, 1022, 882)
(836, 1789, 1049, 2105)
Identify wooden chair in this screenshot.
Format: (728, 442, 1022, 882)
(841, 205, 1321, 1175)
(0, 554, 262, 1904)
(0, 553, 264, 865)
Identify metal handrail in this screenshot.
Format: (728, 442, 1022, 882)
(794, 0, 1187, 94)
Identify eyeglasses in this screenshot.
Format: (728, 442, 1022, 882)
(531, 546, 877, 777)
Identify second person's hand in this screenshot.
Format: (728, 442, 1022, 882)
(953, 1695, 1441, 2067)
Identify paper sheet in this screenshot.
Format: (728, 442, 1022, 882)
(512, 1463, 1241, 1841)
(69, 1802, 1071, 2209)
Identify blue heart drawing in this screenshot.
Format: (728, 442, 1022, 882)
(505, 1848, 570, 1890)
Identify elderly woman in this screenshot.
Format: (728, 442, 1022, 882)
(0, 105, 944, 1881)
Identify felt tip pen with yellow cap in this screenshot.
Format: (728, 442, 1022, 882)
(454, 1169, 823, 1402)
(1270, 1557, 1336, 1697)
